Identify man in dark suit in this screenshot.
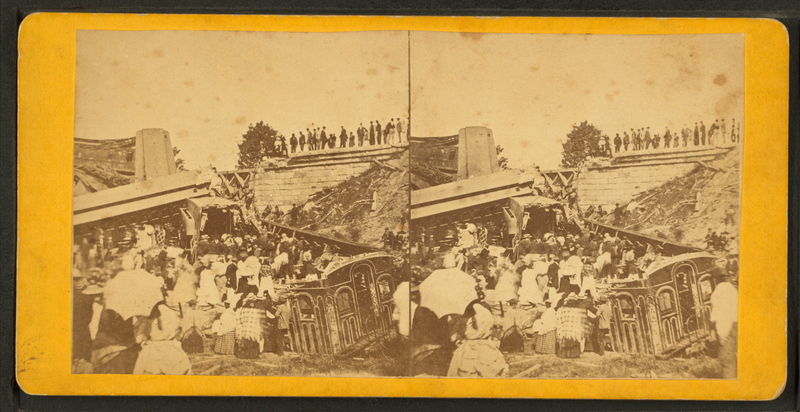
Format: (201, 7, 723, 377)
(357, 123, 365, 146)
(622, 132, 630, 151)
(349, 132, 355, 147)
(375, 120, 382, 145)
(613, 133, 622, 153)
(308, 129, 317, 151)
(369, 121, 376, 145)
(319, 127, 328, 150)
(299, 131, 306, 152)
(644, 127, 652, 150)
(694, 123, 700, 146)
(700, 121, 706, 145)
(339, 127, 347, 148)
(289, 133, 298, 153)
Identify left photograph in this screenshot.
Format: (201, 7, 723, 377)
(70, 30, 411, 376)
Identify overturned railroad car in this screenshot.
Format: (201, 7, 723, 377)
(283, 253, 398, 355)
(606, 252, 718, 357)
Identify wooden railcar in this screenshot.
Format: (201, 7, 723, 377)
(606, 252, 717, 357)
(283, 253, 397, 355)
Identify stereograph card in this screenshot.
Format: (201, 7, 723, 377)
(16, 14, 788, 400)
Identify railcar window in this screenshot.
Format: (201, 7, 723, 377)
(377, 279, 392, 302)
(298, 296, 315, 319)
(336, 290, 354, 315)
(658, 290, 675, 313)
(619, 297, 636, 318)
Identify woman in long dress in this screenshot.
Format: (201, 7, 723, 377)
(234, 286, 264, 359)
(447, 300, 508, 378)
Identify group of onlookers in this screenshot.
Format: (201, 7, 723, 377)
(281, 117, 408, 154)
(593, 118, 741, 157)
(71, 222, 343, 375)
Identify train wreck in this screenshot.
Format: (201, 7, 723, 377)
(71, 129, 406, 375)
(408, 126, 738, 376)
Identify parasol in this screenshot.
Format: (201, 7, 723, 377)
(103, 269, 164, 320)
(418, 268, 477, 318)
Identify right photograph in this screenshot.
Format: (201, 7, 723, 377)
(407, 32, 742, 379)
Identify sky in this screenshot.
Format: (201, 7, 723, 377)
(75, 30, 744, 172)
(75, 30, 409, 170)
(410, 32, 744, 170)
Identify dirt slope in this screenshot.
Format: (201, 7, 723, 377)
(594, 145, 741, 248)
(283, 149, 409, 248)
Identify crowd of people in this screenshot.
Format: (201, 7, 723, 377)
(70, 214, 370, 375)
(594, 118, 740, 157)
(277, 117, 409, 154)
(409, 216, 740, 378)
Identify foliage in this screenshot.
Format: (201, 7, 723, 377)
(560, 121, 609, 168)
(496, 145, 510, 170)
(236, 121, 286, 169)
(172, 146, 186, 172)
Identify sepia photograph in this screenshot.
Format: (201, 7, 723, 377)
(69, 28, 744, 381)
(14, 12, 788, 399)
(70, 29, 411, 377)
(408, 32, 743, 379)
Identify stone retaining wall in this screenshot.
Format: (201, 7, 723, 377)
(253, 144, 406, 210)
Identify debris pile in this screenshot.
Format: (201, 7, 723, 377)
(285, 149, 409, 248)
(593, 145, 741, 247)
(73, 163, 134, 194)
(410, 162, 455, 189)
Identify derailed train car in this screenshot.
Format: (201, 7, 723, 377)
(606, 252, 718, 357)
(282, 253, 397, 355)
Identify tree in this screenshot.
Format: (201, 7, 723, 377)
(172, 146, 186, 172)
(560, 121, 609, 168)
(236, 121, 286, 169)
(496, 145, 510, 170)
